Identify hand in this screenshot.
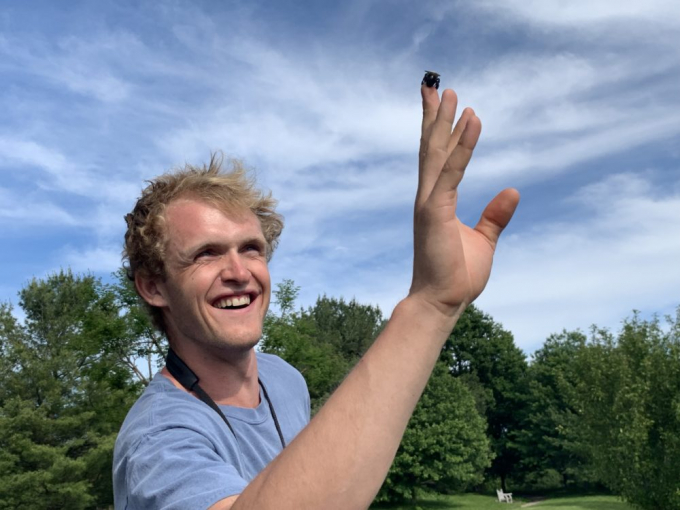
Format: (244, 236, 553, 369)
(409, 86, 520, 317)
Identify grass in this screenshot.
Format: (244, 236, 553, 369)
(525, 495, 633, 510)
(371, 493, 634, 510)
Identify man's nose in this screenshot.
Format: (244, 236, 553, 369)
(219, 252, 250, 283)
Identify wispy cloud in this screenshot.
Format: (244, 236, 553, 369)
(476, 171, 680, 351)
(0, 1, 678, 354)
(475, 0, 680, 29)
(60, 244, 124, 275)
(0, 137, 69, 173)
(0, 32, 135, 103)
(0, 186, 78, 226)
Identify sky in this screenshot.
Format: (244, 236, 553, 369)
(1, 0, 679, 355)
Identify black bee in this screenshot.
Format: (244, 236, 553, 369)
(422, 71, 440, 89)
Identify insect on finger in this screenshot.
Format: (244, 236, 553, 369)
(421, 71, 440, 90)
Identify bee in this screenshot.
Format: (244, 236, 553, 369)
(422, 71, 440, 89)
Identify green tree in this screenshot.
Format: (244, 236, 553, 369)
(440, 304, 528, 491)
(377, 363, 492, 502)
(0, 271, 140, 509)
(263, 282, 491, 503)
(514, 331, 595, 490)
(575, 310, 680, 510)
(261, 281, 349, 412)
(109, 268, 167, 384)
(309, 294, 385, 363)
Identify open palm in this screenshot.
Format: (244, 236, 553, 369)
(409, 86, 520, 315)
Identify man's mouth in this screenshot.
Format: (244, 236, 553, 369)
(213, 294, 252, 310)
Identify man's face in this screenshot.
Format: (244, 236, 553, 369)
(151, 198, 271, 355)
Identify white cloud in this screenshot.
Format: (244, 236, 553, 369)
(276, 171, 679, 354)
(0, 135, 143, 210)
(61, 245, 123, 274)
(476, 171, 680, 352)
(0, 187, 78, 226)
(151, 15, 680, 202)
(154, 45, 422, 173)
(469, 109, 680, 189)
(475, 0, 680, 29)
(1, 1, 679, 361)
(0, 32, 138, 103)
(0, 137, 69, 173)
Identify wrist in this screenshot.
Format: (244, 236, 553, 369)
(395, 293, 466, 341)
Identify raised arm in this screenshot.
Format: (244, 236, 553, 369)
(222, 83, 520, 510)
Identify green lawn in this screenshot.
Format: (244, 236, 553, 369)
(372, 493, 634, 510)
(525, 495, 634, 510)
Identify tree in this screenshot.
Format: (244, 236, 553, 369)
(261, 281, 349, 412)
(514, 331, 595, 490)
(575, 310, 680, 510)
(109, 268, 167, 384)
(0, 271, 140, 509)
(308, 294, 385, 363)
(263, 282, 491, 503)
(377, 363, 492, 502)
(440, 304, 528, 491)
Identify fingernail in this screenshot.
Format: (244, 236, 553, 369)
(422, 71, 440, 89)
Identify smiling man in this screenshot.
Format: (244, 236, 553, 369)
(113, 81, 520, 509)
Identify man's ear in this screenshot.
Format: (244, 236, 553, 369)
(135, 273, 168, 308)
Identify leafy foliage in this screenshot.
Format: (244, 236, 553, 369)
(3, 270, 678, 509)
(440, 305, 528, 490)
(0, 271, 142, 509)
(109, 268, 167, 384)
(308, 293, 385, 363)
(514, 331, 596, 490)
(262, 280, 386, 412)
(574, 310, 680, 510)
(262, 280, 350, 412)
(377, 363, 492, 502)
(263, 281, 491, 502)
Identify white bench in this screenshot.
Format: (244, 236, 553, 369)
(497, 488, 513, 503)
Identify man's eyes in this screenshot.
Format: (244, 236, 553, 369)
(243, 243, 264, 254)
(195, 248, 218, 260)
(193, 244, 264, 260)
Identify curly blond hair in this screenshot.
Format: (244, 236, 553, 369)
(123, 153, 283, 333)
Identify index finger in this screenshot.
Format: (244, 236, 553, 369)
(420, 85, 440, 166)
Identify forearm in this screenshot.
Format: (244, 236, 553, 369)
(231, 296, 464, 510)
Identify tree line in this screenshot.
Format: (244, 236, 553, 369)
(1, 270, 678, 509)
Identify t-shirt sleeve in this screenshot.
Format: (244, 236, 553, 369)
(125, 426, 247, 510)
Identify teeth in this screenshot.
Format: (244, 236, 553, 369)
(215, 295, 251, 309)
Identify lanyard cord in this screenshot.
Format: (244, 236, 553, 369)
(165, 348, 286, 449)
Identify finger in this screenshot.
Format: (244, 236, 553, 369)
(447, 106, 473, 154)
(474, 188, 521, 248)
(429, 109, 481, 196)
(421, 85, 440, 138)
(419, 85, 440, 166)
(428, 89, 458, 153)
(417, 89, 458, 206)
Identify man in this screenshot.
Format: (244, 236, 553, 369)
(113, 81, 520, 509)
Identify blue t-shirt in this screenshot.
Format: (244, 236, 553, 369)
(113, 352, 310, 510)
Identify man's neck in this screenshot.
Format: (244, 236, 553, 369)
(161, 344, 260, 408)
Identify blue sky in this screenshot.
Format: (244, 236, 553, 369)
(1, 0, 679, 354)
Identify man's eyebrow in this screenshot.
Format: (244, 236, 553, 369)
(241, 236, 267, 248)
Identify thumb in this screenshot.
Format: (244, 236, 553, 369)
(474, 188, 520, 248)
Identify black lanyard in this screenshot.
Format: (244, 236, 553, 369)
(165, 348, 286, 449)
